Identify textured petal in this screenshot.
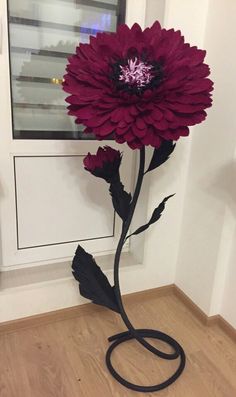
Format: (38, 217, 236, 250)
(132, 124, 147, 138)
(93, 121, 115, 136)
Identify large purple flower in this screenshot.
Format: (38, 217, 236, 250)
(63, 22, 213, 149)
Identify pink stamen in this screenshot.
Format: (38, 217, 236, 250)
(119, 57, 154, 88)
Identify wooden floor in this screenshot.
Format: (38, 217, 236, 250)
(0, 293, 235, 397)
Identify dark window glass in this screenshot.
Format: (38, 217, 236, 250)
(8, 0, 126, 139)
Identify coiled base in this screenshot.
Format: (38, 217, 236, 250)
(106, 328, 186, 393)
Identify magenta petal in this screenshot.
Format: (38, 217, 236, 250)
(115, 135, 126, 144)
(86, 114, 110, 128)
(129, 105, 139, 116)
(152, 135, 162, 148)
(185, 79, 213, 94)
(135, 118, 146, 129)
(153, 119, 169, 131)
(131, 23, 143, 34)
(132, 124, 147, 138)
(72, 106, 94, 119)
(143, 114, 154, 124)
(117, 24, 131, 40)
(124, 112, 134, 123)
(164, 109, 174, 121)
(128, 140, 143, 149)
(111, 108, 125, 122)
(152, 108, 163, 121)
(116, 126, 128, 136)
(124, 131, 136, 142)
(118, 120, 127, 128)
(94, 121, 115, 136)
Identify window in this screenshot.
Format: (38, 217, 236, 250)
(7, 0, 126, 139)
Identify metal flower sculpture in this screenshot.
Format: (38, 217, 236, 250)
(63, 22, 213, 393)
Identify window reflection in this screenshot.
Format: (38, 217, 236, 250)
(8, 0, 125, 139)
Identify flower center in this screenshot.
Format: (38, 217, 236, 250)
(119, 58, 154, 88)
(111, 56, 163, 95)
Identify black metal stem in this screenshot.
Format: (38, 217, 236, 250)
(105, 147, 186, 393)
(113, 147, 145, 324)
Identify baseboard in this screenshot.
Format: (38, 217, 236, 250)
(216, 315, 236, 342)
(174, 285, 210, 325)
(173, 285, 236, 342)
(123, 284, 175, 303)
(0, 284, 235, 343)
(0, 301, 100, 335)
(0, 285, 175, 335)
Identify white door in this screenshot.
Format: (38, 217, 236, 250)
(0, 0, 147, 271)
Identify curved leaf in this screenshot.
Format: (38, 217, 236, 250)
(72, 245, 120, 313)
(126, 194, 175, 239)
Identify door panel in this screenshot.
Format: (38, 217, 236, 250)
(0, 0, 146, 270)
(14, 156, 115, 249)
(0, 139, 133, 268)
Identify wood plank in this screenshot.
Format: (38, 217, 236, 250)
(0, 290, 235, 396)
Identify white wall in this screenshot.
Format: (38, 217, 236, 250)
(144, 0, 236, 327)
(143, 0, 211, 295)
(173, 0, 236, 325)
(220, 218, 236, 328)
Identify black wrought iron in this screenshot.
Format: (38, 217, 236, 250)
(105, 146, 186, 393)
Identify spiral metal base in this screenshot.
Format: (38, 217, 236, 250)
(106, 328, 185, 393)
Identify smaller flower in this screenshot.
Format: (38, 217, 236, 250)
(83, 146, 122, 183)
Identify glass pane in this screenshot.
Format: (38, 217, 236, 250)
(8, 0, 126, 139)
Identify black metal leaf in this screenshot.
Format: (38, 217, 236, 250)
(72, 245, 120, 313)
(126, 194, 175, 239)
(145, 141, 176, 173)
(109, 179, 132, 221)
